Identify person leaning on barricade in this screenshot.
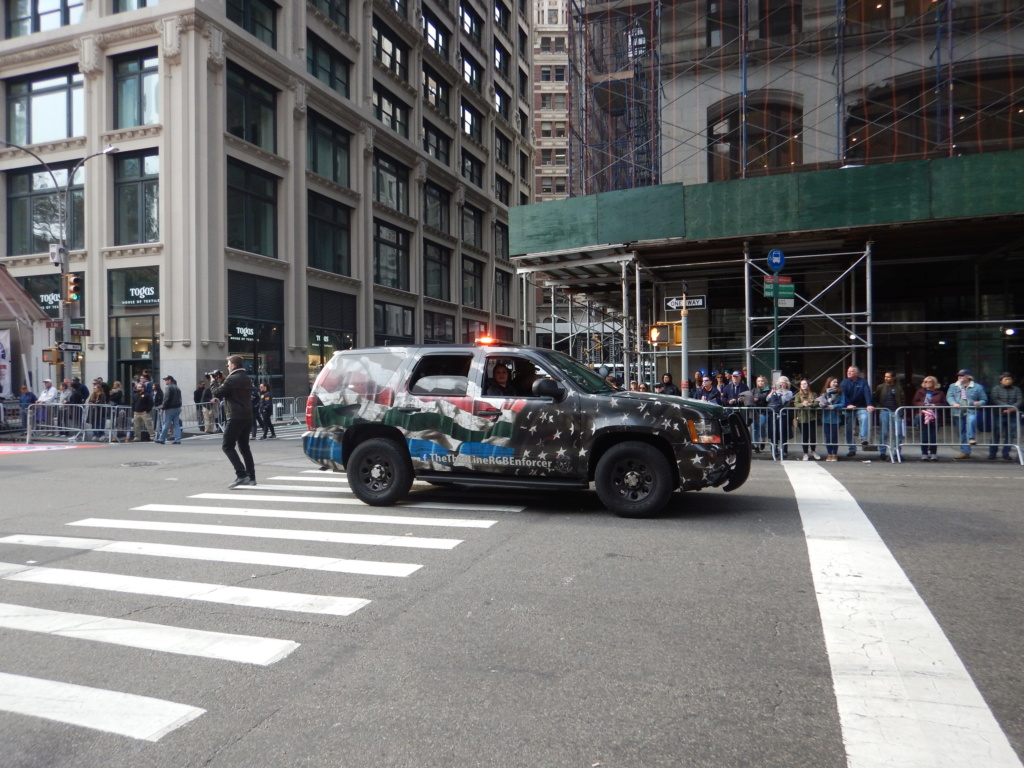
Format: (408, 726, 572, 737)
(947, 369, 986, 460)
(911, 376, 947, 461)
(873, 372, 905, 461)
(988, 372, 1022, 461)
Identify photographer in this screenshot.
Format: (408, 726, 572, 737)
(210, 357, 256, 488)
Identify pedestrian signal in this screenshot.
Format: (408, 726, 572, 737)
(650, 324, 673, 346)
(42, 347, 61, 363)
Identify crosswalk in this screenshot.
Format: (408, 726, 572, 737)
(0, 469, 517, 742)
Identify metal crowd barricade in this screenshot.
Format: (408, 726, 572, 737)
(26, 402, 86, 442)
(1, 402, 24, 440)
(895, 404, 1022, 464)
(738, 406, 778, 459)
(270, 397, 303, 425)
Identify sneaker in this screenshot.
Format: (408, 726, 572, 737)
(929, 455, 939, 461)
(154, 441, 165, 444)
(228, 476, 250, 489)
(920, 455, 929, 461)
(248, 478, 257, 486)
(811, 452, 821, 461)
(968, 438, 977, 445)
(846, 450, 857, 458)
(801, 454, 809, 461)
(1004, 455, 1014, 462)
(953, 453, 972, 460)
(172, 441, 181, 445)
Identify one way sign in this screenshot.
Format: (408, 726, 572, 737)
(664, 295, 707, 311)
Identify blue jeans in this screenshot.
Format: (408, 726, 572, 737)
(823, 421, 840, 455)
(157, 407, 182, 443)
(877, 410, 903, 457)
(845, 408, 870, 451)
(990, 412, 1019, 457)
(956, 410, 977, 453)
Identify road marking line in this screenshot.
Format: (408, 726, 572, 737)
(784, 463, 1024, 768)
(0, 534, 421, 578)
(0, 561, 369, 617)
(133, 503, 497, 528)
(69, 519, 462, 550)
(191, 492, 525, 513)
(235, 483, 355, 493)
(0, 602, 297, 665)
(271, 475, 349, 483)
(0, 672, 204, 741)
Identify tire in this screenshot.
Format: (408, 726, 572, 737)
(594, 442, 674, 518)
(346, 437, 414, 506)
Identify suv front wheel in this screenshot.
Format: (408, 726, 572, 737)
(347, 437, 414, 506)
(595, 442, 674, 518)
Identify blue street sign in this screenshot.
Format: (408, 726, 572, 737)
(767, 249, 785, 272)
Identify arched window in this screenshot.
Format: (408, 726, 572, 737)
(707, 95, 803, 181)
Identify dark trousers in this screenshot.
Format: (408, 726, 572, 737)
(222, 418, 255, 480)
(258, 410, 276, 438)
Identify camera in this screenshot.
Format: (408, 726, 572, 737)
(205, 370, 222, 379)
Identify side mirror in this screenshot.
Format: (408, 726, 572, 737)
(533, 377, 565, 401)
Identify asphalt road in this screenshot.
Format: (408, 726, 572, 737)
(0, 430, 1021, 768)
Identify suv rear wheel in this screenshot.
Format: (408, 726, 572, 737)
(595, 442, 674, 518)
(347, 437, 414, 506)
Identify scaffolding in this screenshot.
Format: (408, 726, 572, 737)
(568, 0, 663, 193)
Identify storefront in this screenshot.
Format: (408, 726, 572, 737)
(108, 266, 159, 385)
(307, 286, 355, 387)
(228, 270, 284, 395)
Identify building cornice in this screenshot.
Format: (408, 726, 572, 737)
(225, 248, 291, 273)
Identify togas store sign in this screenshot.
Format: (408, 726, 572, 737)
(229, 324, 256, 343)
(122, 283, 158, 307)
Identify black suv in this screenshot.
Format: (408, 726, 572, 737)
(303, 342, 751, 517)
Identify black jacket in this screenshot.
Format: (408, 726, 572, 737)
(162, 383, 183, 409)
(211, 367, 254, 420)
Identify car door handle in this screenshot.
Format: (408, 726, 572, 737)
(474, 410, 499, 420)
(395, 407, 420, 414)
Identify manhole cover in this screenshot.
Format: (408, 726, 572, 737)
(122, 461, 160, 468)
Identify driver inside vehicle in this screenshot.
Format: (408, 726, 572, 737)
(512, 361, 540, 396)
(485, 363, 516, 396)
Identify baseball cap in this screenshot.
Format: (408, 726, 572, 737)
(43, 378, 52, 383)
(703, 377, 711, 382)
(957, 368, 971, 376)
(162, 375, 174, 381)
(732, 370, 742, 376)
(1000, 371, 1013, 378)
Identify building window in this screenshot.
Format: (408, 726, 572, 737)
(760, 0, 802, 39)
(423, 122, 451, 165)
(373, 19, 408, 81)
(495, 43, 510, 80)
(424, 310, 455, 343)
(460, 3, 483, 46)
(461, 150, 483, 186)
(308, 191, 351, 275)
(373, 151, 409, 214)
(424, 182, 450, 233)
(462, 256, 484, 308)
(540, 66, 551, 82)
(423, 11, 449, 60)
(226, 0, 277, 48)
(519, 68, 529, 96)
(6, 164, 83, 254)
(462, 50, 482, 92)
(307, 33, 350, 98)
(227, 158, 277, 258)
(308, 287, 356, 373)
(226, 62, 277, 153)
(310, 0, 349, 32)
(461, 100, 483, 142)
(547, 7, 558, 23)
(372, 84, 409, 138)
(113, 50, 159, 129)
(494, 86, 511, 121)
(5, 67, 84, 145)
(373, 221, 410, 290)
(519, 150, 529, 181)
(424, 241, 451, 301)
(462, 204, 483, 249)
(708, 97, 803, 181)
(495, 269, 511, 315)
(6, 0, 82, 37)
(462, 319, 487, 343)
(495, 176, 510, 205)
(495, 130, 510, 165)
(307, 111, 350, 186)
(494, 1, 510, 34)
(495, 221, 509, 259)
(541, 148, 566, 166)
(114, 0, 159, 12)
(422, 66, 450, 116)
(373, 300, 414, 345)
(115, 150, 159, 245)
(706, 0, 741, 47)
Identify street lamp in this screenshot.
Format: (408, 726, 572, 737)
(1, 139, 118, 381)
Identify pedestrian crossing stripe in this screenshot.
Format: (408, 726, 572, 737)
(0, 561, 369, 616)
(0, 672, 205, 742)
(134, 503, 497, 528)
(69, 518, 463, 549)
(0, 534, 421, 578)
(0, 602, 298, 665)
(193, 492, 527, 513)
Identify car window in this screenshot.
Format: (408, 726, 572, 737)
(408, 354, 473, 396)
(536, 350, 616, 394)
(485, 355, 557, 397)
(314, 351, 405, 406)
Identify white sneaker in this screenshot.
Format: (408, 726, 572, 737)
(801, 454, 810, 461)
(811, 452, 821, 461)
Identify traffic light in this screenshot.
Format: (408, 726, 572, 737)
(42, 347, 61, 364)
(650, 323, 672, 346)
(65, 273, 83, 304)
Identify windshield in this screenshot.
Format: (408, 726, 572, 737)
(537, 350, 618, 394)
